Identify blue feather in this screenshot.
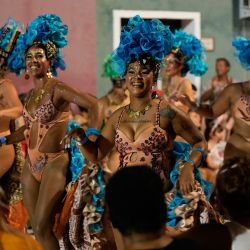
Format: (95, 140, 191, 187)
(172, 30, 208, 76)
(10, 14, 68, 75)
(111, 15, 174, 76)
(0, 17, 24, 74)
(232, 36, 250, 70)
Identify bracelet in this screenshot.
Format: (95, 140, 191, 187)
(0, 136, 7, 145)
(178, 161, 185, 175)
(191, 147, 205, 159)
(85, 128, 101, 138)
(185, 159, 196, 167)
(189, 147, 205, 167)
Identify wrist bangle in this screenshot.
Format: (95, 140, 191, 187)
(191, 148, 205, 161)
(85, 128, 101, 138)
(185, 159, 196, 168)
(0, 136, 7, 145)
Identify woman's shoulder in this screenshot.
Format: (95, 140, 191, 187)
(110, 105, 128, 119)
(50, 78, 65, 89)
(157, 99, 180, 117)
(98, 95, 109, 108)
(0, 78, 13, 85)
(179, 78, 193, 95)
(0, 78, 15, 90)
(154, 98, 169, 109)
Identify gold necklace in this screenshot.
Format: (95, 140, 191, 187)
(32, 88, 45, 103)
(128, 103, 151, 119)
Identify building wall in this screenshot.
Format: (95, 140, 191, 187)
(1, 1, 249, 97)
(96, 0, 249, 97)
(0, 0, 96, 95)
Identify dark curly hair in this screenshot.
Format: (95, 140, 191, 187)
(216, 158, 250, 220)
(105, 166, 166, 236)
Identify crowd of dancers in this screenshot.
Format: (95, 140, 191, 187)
(0, 13, 249, 250)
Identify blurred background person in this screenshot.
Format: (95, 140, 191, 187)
(201, 58, 235, 104)
(99, 54, 129, 120)
(161, 30, 207, 113)
(99, 54, 130, 173)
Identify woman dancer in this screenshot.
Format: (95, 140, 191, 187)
(0, 18, 29, 231)
(66, 16, 214, 232)
(0, 18, 23, 179)
(162, 30, 207, 113)
(0, 14, 102, 250)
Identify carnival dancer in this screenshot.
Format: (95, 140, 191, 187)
(0, 17, 29, 231)
(66, 16, 215, 234)
(161, 30, 207, 113)
(0, 14, 102, 250)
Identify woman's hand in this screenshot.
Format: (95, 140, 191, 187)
(61, 128, 86, 149)
(177, 163, 195, 195)
(178, 95, 196, 111)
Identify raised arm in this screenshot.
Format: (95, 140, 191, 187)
(65, 109, 121, 164)
(53, 82, 103, 129)
(0, 125, 26, 146)
(170, 106, 207, 153)
(179, 84, 233, 118)
(200, 78, 215, 103)
(0, 80, 23, 119)
(201, 87, 214, 103)
(177, 79, 195, 113)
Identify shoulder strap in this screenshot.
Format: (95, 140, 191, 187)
(155, 99, 162, 125)
(116, 106, 127, 130)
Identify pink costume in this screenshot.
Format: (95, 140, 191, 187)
(115, 100, 172, 186)
(23, 90, 69, 182)
(232, 83, 250, 125)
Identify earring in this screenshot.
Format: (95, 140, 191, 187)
(46, 68, 53, 79)
(25, 69, 29, 80)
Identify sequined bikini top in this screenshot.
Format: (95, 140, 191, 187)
(115, 100, 170, 173)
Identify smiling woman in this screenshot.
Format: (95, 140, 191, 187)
(67, 16, 215, 236)
(0, 14, 102, 250)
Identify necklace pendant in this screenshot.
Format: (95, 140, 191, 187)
(133, 111, 140, 119)
(33, 88, 45, 103)
(128, 103, 151, 119)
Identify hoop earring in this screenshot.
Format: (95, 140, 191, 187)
(46, 68, 53, 79)
(25, 69, 29, 80)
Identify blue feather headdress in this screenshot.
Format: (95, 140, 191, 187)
(232, 36, 250, 70)
(0, 17, 23, 73)
(10, 14, 68, 76)
(171, 30, 208, 76)
(111, 15, 174, 77)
